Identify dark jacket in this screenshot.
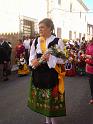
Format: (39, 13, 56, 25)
(0, 44, 5, 64)
(1, 41, 11, 62)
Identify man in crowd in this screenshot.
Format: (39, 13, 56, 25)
(23, 35, 31, 65)
(0, 37, 12, 81)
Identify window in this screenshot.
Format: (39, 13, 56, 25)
(74, 32, 76, 39)
(89, 26, 90, 34)
(57, 28, 61, 38)
(69, 31, 72, 40)
(87, 26, 90, 35)
(79, 33, 81, 40)
(80, 12, 81, 18)
(58, 0, 61, 5)
(70, 3, 72, 12)
(85, 15, 86, 22)
(83, 34, 85, 38)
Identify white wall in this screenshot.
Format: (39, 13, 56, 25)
(47, 0, 88, 40)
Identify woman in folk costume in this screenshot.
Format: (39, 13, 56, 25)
(28, 18, 66, 124)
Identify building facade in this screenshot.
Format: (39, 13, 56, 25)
(46, 0, 89, 41)
(19, 16, 37, 38)
(87, 23, 93, 40)
(0, 0, 91, 41)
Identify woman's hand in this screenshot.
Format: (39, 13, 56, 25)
(31, 58, 39, 68)
(41, 53, 50, 61)
(31, 53, 50, 69)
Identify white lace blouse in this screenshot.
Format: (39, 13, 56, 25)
(29, 35, 65, 68)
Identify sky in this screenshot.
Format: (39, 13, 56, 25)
(83, 0, 93, 24)
(0, 0, 93, 33)
(83, 0, 93, 10)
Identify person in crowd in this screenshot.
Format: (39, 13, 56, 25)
(0, 38, 5, 81)
(7, 41, 12, 75)
(15, 39, 25, 61)
(0, 37, 11, 81)
(28, 18, 66, 124)
(65, 58, 76, 76)
(17, 53, 29, 76)
(23, 35, 31, 65)
(85, 38, 93, 104)
(76, 50, 86, 76)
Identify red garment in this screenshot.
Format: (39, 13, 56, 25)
(85, 42, 93, 74)
(66, 68, 76, 76)
(16, 44, 25, 59)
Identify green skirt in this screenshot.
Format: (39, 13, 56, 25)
(27, 74, 66, 117)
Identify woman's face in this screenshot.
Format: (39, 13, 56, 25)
(39, 23, 51, 38)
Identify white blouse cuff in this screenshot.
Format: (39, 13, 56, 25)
(47, 55, 57, 68)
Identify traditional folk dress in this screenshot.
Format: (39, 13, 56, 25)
(28, 35, 66, 117)
(65, 59, 73, 76)
(17, 57, 29, 76)
(65, 57, 76, 77)
(15, 44, 25, 59)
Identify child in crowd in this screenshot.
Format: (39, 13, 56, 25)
(17, 54, 29, 76)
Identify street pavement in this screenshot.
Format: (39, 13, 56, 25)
(0, 71, 93, 124)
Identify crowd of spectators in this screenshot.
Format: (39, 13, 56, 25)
(0, 34, 92, 81)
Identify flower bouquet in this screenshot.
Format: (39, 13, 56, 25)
(48, 45, 66, 59)
(32, 45, 66, 69)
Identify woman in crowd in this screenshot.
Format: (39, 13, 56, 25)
(15, 39, 25, 60)
(28, 18, 66, 124)
(85, 38, 93, 104)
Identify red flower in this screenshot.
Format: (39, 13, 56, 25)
(51, 85, 58, 97)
